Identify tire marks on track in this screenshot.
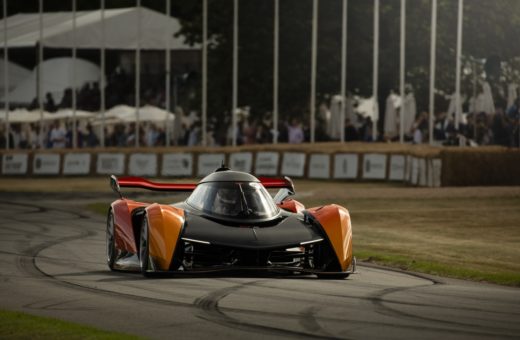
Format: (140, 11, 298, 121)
(194, 282, 341, 339)
(2, 200, 342, 339)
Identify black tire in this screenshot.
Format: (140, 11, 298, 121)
(106, 209, 117, 271)
(316, 273, 350, 280)
(139, 216, 152, 277)
(316, 257, 355, 280)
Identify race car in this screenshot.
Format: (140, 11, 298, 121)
(106, 165, 355, 279)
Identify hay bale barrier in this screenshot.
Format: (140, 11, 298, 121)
(441, 147, 520, 186)
(1, 142, 518, 187)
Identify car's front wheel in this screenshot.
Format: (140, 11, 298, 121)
(106, 209, 117, 270)
(316, 272, 350, 279)
(139, 216, 152, 277)
(316, 256, 355, 280)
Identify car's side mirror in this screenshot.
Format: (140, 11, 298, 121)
(110, 175, 123, 199)
(273, 188, 294, 204)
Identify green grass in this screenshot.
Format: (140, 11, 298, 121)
(0, 309, 143, 340)
(355, 250, 520, 287)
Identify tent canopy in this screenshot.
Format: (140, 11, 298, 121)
(0, 58, 31, 94)
(0, 7, 198, 50)
(1, 57, 101, 104)
(104, 104, 175, 123)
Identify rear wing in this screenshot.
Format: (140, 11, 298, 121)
(110, 175, 294, 195)
(258, 176, 294, 192)
(113, 176, 196, 192)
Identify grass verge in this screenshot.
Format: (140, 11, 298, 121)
(0, 309, 142, 340)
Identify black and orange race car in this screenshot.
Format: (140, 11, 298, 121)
(107, 165, 355, 279)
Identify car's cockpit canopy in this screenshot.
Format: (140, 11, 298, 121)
(187, 181, 280, 221)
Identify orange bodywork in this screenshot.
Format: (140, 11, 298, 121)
(111, 199, 149, 253)
(145, 204, 185, 271)
(307, 205, 353, 271)
(277, 199, 305, 213)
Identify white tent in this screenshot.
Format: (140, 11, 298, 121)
(0, 7, 198, 50)
(43, 109, 96, 121)
(103, 104, 174, 123)
(0, 58, 31, 94)
(1, 57, 100, 104)
(0, 109, 52, 123)
(105, 104, 135, 118)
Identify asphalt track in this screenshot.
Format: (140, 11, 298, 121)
(1, 195, 519, 339)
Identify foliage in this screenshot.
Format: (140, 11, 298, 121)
(172, 0, 520, 120)
(3, 0, 520, 121)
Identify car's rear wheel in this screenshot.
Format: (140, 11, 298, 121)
(139, 216, 152, 276)
(106, 209, 116, 270)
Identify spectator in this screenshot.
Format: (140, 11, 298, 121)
(287, 117, 304, 144)
(44, 93, 57, 112)
(359, 117, 373, 142)
(49, 120, 66, 148)
(146, 124, 159, 147)
(59, 88, 73, 109)
(344, 119, 359, 141)
(85, 124, 99, 148)
(188, 121, 201, 146)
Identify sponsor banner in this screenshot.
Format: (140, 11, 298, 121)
(419, 158, 427, 186)
(162, 153, 193, 177)
(255, 152, 279, 176)
(229, 152, 253, 173)
(97, 153, 125, 175)
(2, 154, 28, 175)
(308, 154, 330, 179)
(129, 153, 157, 176)
(410, 157, 419, 185)
(333, 153, 358, 179)
(389, 154, 405, 181)
(33, 154, 60, 175)
(281, 152, 306, 177)
(63, 153, 91, 175)
(198, 153, 225, 177)
(362, 153, 387, 179)
(431, 158, 442, 187)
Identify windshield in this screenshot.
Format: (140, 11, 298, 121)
(187, 181, 279, 220)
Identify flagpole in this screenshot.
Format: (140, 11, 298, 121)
(100, 0, 105, 147)
(201, 0, 207, 146)
(273, 0, 279, 144)
(340, 0, 347, 143)
(232, 0, 238, 146)
(455, 0, 463, 131)
(165, 0, 172, 146)
(310, 0, 318, 143)
(428, 0, 437, 145)
(135, 0, 141, 147)
(372, 0, 379, 141)
(72, 0, 77, 148)
(3, 0, 9, 149)
(399, 0, 405, 143)
(38, 0, 43, 147)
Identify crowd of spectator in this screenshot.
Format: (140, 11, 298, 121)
(1, 82, 519, 149)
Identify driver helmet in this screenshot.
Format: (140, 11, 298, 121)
(214, 187, 238, 214)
